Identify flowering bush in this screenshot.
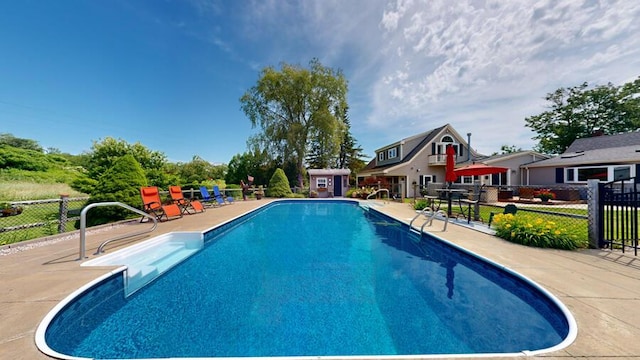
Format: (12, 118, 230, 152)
(534, 189, 556, 201)
(492, 213, 584, 250)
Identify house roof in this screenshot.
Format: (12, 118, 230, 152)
(308, 169, 351, 175)
(465, 150, 550, 166)
(360, 124, 447, 172)
(525, 131, 640, 168)
(565, 131, 640, 152)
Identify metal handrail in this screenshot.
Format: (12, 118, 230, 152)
(421, 210, 448, 232)
(409, 206, 448, 234)
(409, 206, 433, 228)
(79, 202, 157, 260)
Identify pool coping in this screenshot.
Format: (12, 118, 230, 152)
(2, 198, 640, 359)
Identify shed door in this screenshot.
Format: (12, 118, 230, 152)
(333, 175, 343, 196)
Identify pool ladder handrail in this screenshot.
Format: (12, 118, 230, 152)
(79, 202, 158, 260)
(366, 189, 390, 202)
(409, 207, 448, 234)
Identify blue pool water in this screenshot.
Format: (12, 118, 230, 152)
(41, 200, 572, 359)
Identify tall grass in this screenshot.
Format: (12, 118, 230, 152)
(0, 181, 87, 201)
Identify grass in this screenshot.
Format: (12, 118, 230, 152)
(0, 181, 87, 201)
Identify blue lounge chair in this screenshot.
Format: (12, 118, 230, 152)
(213, 185, 234, 204)
(199, 186, 225, 207)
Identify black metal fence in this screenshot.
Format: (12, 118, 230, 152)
(599, 178, 639, 255)
(0, 196, 89, 246)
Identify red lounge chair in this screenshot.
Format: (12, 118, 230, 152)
(140, 186, 182, 221)
(169, 186, 205, 214)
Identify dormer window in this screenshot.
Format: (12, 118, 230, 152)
(378, 152, 385, 161)
(388, 148, 397, 159)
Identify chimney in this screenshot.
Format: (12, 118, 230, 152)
(467, 133, 472, 162)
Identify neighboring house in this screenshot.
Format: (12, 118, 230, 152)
(523, 131, 640, 185)
(471, 150, 550, 186)
(308, 169, 351, 198)
(357, 124, 550, 198)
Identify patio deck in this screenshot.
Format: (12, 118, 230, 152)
(1, 199, 639, 359)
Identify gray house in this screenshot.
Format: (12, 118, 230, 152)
(523, 131, 640, 185)
(356, 124, 548, 198)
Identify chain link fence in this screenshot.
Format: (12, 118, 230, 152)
(415, 183, 590, 247)
(0, 196, 89, 246)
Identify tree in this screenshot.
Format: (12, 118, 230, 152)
(225, 150, 272, 186)
(525, 77, 640, 154)
(0, 133, 43, 152)
(267, 168, 293, 198)
(83, 137, 174, 187)
(335, 107, 367, 184)
(83, 154, 147, 226)
(491, 145, 522, 156)
(175, 155, 227, 185)
(240, 59, 348, 188)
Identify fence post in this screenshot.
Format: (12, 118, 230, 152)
(58, 194, 69, 234)
(587, 179, 599, 249)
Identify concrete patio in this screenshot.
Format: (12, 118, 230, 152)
(1, 199, 639, 359)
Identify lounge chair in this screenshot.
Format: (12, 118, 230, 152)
(169, 186, 205, 214)
(140, 186, 183, 221)
(213, 185, 234, 204)
(488, 204, 517, 228)
(199, 186, 225, 207)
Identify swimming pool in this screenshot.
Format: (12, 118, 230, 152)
(37, 200, 576, 359)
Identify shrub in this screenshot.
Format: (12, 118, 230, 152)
(492, 213, 585, 250)
(83, 154, 147, 227)
(266, 168, 292, 198)
(414, 199, 429, 210)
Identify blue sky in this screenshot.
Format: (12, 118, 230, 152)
(2, 1, 639, 164)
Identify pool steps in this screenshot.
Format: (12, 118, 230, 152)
(82, 232, 203, 296)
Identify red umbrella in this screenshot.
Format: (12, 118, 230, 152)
(454, 163, 508, 177)
(445, 145, 457, 183)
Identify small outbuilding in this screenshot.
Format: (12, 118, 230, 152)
(308, 169, 351, 198)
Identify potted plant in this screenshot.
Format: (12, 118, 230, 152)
(309, 190, 318, 198)
(255, 185, 264, 200)
(0, 202, 22, 217)
(534, 189, 556, 203)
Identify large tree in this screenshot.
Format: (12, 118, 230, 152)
(240, 59, 348, 188)
(82, 137, 175, 188)
(525, 77, 640, 154)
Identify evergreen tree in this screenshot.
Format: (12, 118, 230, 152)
(84, 154, 147, 226)
(266, 168, 293, 198)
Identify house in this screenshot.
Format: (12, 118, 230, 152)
(357, 124, 549, 198)
(308, 169, 351, 198)
(523, 131, 640, 185)
(357, 124, 472, 198)
(472, 150, 550, 186)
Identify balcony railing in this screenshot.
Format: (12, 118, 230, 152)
(428, 154, 457, 165)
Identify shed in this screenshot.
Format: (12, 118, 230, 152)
(308, 169, 351, 198)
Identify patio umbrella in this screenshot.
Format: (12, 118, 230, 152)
(445, 145, 457, 215)
(453, 163, 508, 177)
(445, 145, 457, 183)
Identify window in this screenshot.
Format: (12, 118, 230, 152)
(565, 165, 633, 183)
(456, 175, 477, 184)
(316, 178, 327, 188)
(614, 166, 631, 180)
(388, 148, 397, 159)
(378, 152, 385, 161)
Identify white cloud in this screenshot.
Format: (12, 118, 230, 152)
(360, 0, 640, 155)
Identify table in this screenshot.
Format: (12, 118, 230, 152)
(435, 189, 468, 216)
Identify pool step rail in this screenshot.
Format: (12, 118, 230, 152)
(409, 207, 448, 234)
